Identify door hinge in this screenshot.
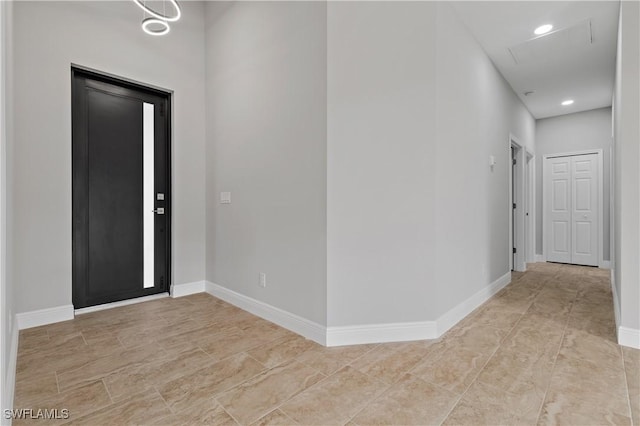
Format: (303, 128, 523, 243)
(160, 276, 164, 287)
(513, 203, 516, 209)
(513, 247, 517, 254)
(513, 158, 517, 165)
(159, 103, 165, 117)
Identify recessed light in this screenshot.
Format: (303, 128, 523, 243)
(561, 99, 574, 106)
(534, 24, 553, 35)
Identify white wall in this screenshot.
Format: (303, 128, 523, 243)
(1, 0, 15, 414)
(326, 2, 534, 327)
(327, 1, 438, 327)
(204, 2, 327, 325)
(433, 3, 535, 319)
(613, 0, 640, 343)
(12, 1, 206, 313)
(535, 107, 612, 260)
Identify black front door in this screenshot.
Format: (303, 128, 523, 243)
(72, 67, 170, 308)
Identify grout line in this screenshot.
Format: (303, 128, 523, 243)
(154, 386, 178, 416)
(213, 397, 243, 425)
(101, 378, 115, 404)
(532, 301, 571, 423)
(55, 371, 61, 394)
(620, 348, 635, 424)
(435, 269, 555, 425)
(436, 316, 527, 425)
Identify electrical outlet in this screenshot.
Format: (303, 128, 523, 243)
(259, 273, 267, 288)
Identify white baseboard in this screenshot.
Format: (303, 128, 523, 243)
(611, 270, 640, 349)
(325, 321, 436, 347)
(611, 270, 621, 330)
(205, 273, 511, 347)
(600, 260, 611, 269)
(435, 271, 512, 336)
(618, 326, 640, 349)
(75, 293, 168, 315)
(16, 305, 74, 330)
(205, 282, 326, 346)
(171, 280, 206, 298)
(535, 254, 545, 262)
(3, 320, 18, 417)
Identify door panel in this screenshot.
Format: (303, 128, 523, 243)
(546, 157, 571, 263)
(72, 69, 170, 308)
(87, 90, 144, 299)
(545, 153, 599, 267)
(571, 154, 598, 266)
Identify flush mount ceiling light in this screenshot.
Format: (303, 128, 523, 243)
(561, 99, 574, 106)
(142, 18, 170, 36)
(534, 24, 553, 35)
(133, 0, 181, 22)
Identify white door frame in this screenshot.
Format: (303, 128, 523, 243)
(509, 135, 527, 272)
(542, 149, 605, 268)
(525, 151, 536, 264)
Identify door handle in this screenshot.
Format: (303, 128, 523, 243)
(152, 208, 165, 215)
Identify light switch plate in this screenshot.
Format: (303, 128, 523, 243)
(220, 192, 231, 204)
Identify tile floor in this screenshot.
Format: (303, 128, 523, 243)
(13, 263, 640, 425)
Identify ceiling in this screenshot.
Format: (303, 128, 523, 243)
(451, 1, 620, 119)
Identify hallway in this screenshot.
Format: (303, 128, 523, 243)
(13, 263, 639, 425)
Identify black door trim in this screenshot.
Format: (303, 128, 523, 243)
(71, 65, 172, 308)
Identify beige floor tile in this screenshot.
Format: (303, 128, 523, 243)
(13, 264, 634, 426)
(559, 327, 623, 370)
(447, 323, 509, 355)
(539, 353, 631, 424)
(17, 328, 50, 354)
(251, 409, 297, 426)
(463, 306, 523, 331)
(199, 327, 278, 360)
(13, 372, 59, 407)
(448, 380, 541, 425)
(622, 346, 640, 426)
(350, 341, 432, 385)
(16, 334, 121, 382)
(174, 399, 239, 426)
(410, 342, 489, 394)
(65, 389, 174, 425)
(295, 344, 377, 375)
(56, 342, 167, 392)
(217, 359, 325, 424)
(14, 381, 111, 426)
(101, 346, 216, 402)
(549, 353, 629, 400)
(155, 323, 234, 350)
(352, 374, 458, 425)
(247, 334, 319, 369)
(476, 344, 556, 398)
(115, 318, 202, 348)
(159, 352, 266, 414)
(501, 312, 565, 355)
(443, 398, 516, 426)
(280, 366, 388, 425)
(538, 391, 632, 426)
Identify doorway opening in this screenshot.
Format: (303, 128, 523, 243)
(71, 66, 172, 309)
(509, 135, 527, 272)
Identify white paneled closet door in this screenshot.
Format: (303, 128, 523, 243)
(545, 153, 599, 266)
